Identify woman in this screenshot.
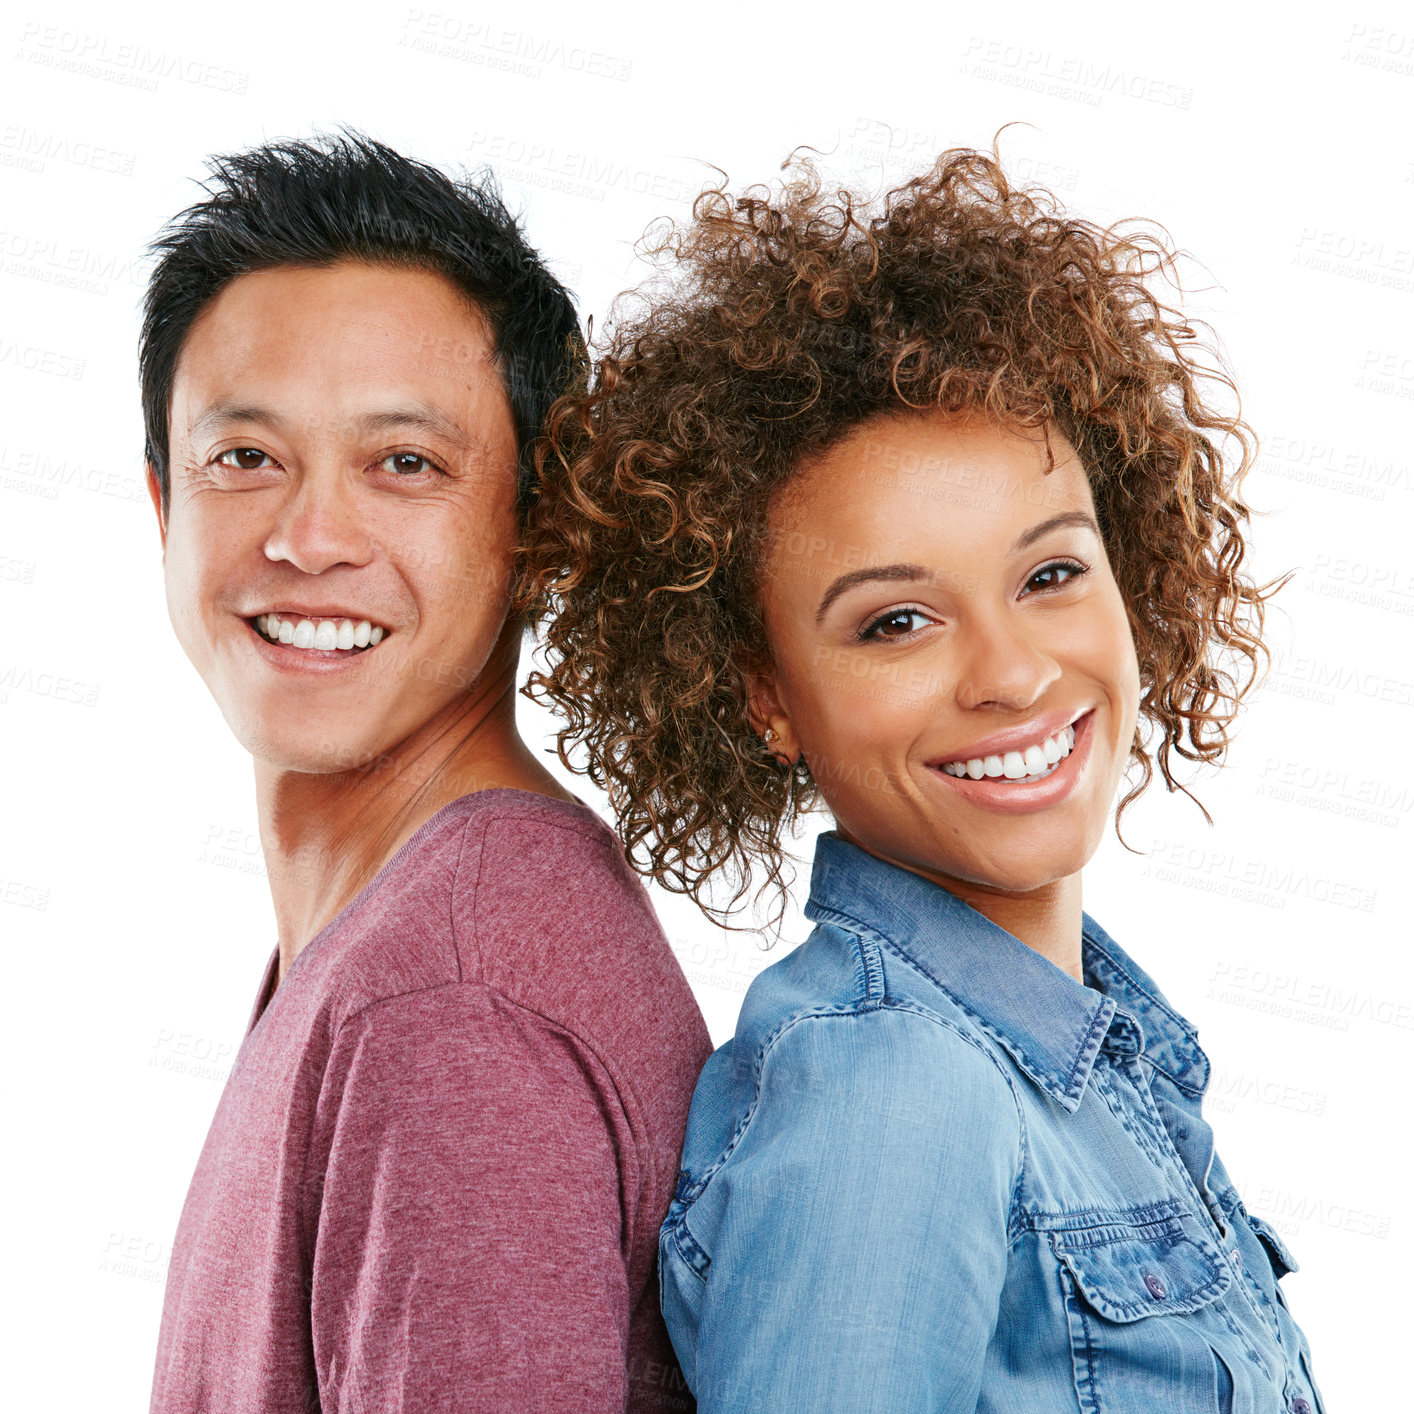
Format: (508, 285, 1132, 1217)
(521, 149, 1324, 1412)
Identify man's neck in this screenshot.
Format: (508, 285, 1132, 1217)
(255, 658, 574, 985)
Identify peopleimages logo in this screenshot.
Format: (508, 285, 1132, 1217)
(15, 23, 249, 94)
(1143, 841, 1377, 913)
(1208, 961, 1414, 1034)
(959, 37, 1193, 109)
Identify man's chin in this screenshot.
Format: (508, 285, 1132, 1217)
(242, 726, 406, 780)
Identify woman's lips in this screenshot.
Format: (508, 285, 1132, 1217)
(925, 709, 1096, 815)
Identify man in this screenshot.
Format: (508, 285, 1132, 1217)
(141, 133, 709, 1413)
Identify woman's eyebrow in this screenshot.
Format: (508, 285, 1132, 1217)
(1011, 510, 1100, 552)
(815, 563, 932, 623)
(812, 513, 1101, 622)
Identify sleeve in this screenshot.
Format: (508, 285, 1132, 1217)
(685, 1005, 1020, 1414)
(306, 983, 633, 1414)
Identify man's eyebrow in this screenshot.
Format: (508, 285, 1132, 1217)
(190, 403, 286, 439)
(189, 403, 485, 454)
(815, 563, 933, 623)
(353, 405, 472, 445)
(1011, 510, 1101, 553)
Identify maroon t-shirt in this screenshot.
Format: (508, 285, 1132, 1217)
(150, 789, 711, 1413)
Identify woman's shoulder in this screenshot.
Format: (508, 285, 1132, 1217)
(675, 945, 1024, 1221)
(727, 917, 1020, 1105)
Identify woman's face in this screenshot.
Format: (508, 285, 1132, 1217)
(750, 410, 1142, 900)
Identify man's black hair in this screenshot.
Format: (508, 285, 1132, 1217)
(140, 130, 582, 515)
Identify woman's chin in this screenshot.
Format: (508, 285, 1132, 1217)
(845, 827, 1092, 901)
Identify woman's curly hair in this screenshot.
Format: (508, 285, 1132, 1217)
(519, 145, 1279, 924)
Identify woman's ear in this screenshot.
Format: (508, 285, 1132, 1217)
(744, 662, 801, 765)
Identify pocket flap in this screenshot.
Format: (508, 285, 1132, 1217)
(1245, 1212, 1300, 1276)
(1052, 1213, 1231, 1322)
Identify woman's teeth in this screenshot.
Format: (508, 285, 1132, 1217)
(254, 614, 386, 652)
(940, 723, 1075, 782)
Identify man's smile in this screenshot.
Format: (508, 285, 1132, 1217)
(240, 611, 396, 674)
(248, 611, 390, 653)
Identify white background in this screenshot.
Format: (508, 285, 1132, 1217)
(3, 1, 1411, 1406)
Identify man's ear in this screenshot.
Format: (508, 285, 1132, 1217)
(743, 659, 801, 766)
(145, 464, 167, 552)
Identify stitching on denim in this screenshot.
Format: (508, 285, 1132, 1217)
(827, 901, 1113, 1109)
(1019, 1197, 1186, 1235)
(800, 905, 887, 1001)
(867, 932, 1079, 1105)
(1049, 1215, 1186, 1250)
(1051, 1230, 1230, 1321)
(1117, 1055, 1231, 1260)
(1064, 999, 1114, 1107)
(669, 1215, 711, 1284)
(875, 999, 1030, 1240)
(1084, 932, 1200, 1041)
(676, 1003, 871, 1207)
(1059, 1262, 1102, 1414)
(678, 998, 1027, 1235)
(1091, 1063, 1170, 1171)
(1212, 1291, 1271, 1372)
(1229, 1211, 1294, 1344)
(674, 917, 879, 1205)
(1084, 935, 1208, 1095)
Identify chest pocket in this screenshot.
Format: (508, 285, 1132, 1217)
(1050, 1206, 1236, 1414)
(1244, 1211, 1299, 1278)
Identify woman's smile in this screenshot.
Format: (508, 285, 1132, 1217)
(749, 410, 1142, 903)
(921, 707, 1097, 815)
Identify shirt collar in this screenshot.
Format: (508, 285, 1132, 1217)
(804, 833, 1209, 1112)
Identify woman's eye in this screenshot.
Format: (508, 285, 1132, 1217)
(1025, 559, 1088, 594)
(379, 452, 439, 477)
(215, 448, 273, 471)
(862, 608, 930, 641)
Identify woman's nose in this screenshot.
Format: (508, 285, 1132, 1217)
(953, 615, 1062, 712)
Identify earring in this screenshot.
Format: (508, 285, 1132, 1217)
(763, 728, 777, 743)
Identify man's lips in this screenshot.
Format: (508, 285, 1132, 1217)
(248, 611, 390, 654)
(240, 615, 390, 674)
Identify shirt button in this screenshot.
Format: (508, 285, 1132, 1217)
(1143, 1272, 1168, 1300)
(1293, 1400, 1312, 1414)
(1230, 1247, 1243, 1272)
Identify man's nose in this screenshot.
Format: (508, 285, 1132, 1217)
(261, 465, 375, 574)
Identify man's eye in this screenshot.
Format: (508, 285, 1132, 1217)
(1026, 559, 1089, 594)
(861, 608, 929, 641)
(380, 453, 439, 477)
(216, 448, 272, 471)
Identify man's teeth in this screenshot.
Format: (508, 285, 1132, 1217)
(255, 614, 387, 652)
(940, 724, 1076, 781)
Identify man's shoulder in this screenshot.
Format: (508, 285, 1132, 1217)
(451, 791, 706, 1047)
(289, 788, 706, 1098)
(290, 790, 631, 1021)
(449, 786, 636, 912)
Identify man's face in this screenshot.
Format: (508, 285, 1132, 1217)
(152, 260, 521, 773)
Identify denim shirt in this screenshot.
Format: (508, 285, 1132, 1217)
(660, 834, 1326, 1413)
